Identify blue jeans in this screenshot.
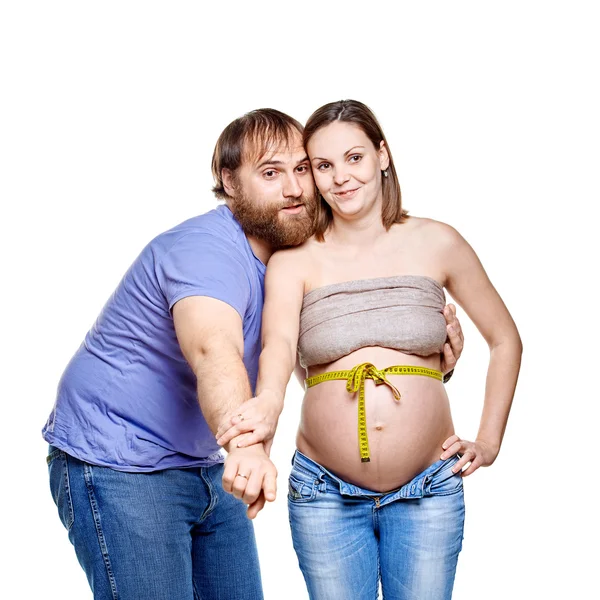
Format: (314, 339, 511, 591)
(288, 451, 465, 600)
(47, 446, 263, 600)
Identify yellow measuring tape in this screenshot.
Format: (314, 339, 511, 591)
(305, 363, 443, 463)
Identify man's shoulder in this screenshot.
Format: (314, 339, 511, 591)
(152, 205, 245, 254)
(165, 204, 240, 239)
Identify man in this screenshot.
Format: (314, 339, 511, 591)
(43, 108, 463, 599)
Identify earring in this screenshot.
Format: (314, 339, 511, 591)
(382, 170, 388, 178)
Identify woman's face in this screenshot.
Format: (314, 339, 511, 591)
(307, 121, 389, 220)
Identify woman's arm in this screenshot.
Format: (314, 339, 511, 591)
(256, 250, 306, 403)
(216, 249, 306, 450)
(436, 222, 523, 476)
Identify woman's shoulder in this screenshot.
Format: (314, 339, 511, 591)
(401, 216, 465, 248)
(267, 237, 317, 274)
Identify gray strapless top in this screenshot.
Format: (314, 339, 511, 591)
(298, 275, 447, 368)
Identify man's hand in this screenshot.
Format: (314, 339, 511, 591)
(441, 303, 464, 375)
(222, 444, 277, 519)
(216, 389, 282, 453)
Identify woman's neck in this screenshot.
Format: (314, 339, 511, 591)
(327, 208, 386, 247)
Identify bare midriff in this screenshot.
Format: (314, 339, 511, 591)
(297, 345, 455, 493)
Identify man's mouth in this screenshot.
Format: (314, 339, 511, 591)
(280, 203, 305, 214)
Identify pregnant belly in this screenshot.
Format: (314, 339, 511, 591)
(296, 348, 455, 492)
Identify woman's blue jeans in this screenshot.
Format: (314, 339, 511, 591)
(47, 446, 263, 599)
(288, 450, 465, 600)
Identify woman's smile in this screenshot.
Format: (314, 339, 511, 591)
(333, 187, 360, 200)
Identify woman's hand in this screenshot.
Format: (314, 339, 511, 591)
(216, 389, 283, 452)
(440, 434, 499, 477)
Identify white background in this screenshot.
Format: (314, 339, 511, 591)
(1, 1, 598, 598)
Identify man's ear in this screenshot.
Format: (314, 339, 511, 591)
(222, 168, 236, 197)
(379, 140, 390, 172)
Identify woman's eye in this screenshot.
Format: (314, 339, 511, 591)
(317, 163, 330, 171)
(350, 155, 362, 163)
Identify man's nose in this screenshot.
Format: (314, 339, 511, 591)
(283, 173, 303, 199)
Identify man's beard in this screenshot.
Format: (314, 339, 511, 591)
(228, 191, 316, 249)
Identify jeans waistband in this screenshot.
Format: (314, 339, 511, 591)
(291, 449, 460, 502)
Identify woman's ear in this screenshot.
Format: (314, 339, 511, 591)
(379, 140, 390, 171)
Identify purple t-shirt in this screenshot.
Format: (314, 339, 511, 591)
(42, 205, 266, 471)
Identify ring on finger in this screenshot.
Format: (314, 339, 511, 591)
(236, 473, 248, 479)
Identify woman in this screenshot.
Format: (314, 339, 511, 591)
(218, 100, 522, 599)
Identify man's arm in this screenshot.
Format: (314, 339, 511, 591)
(173, 295, 251, 433)
(173, 295, 276, 518)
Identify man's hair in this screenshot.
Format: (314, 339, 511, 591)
(303, 99, 407, 241)
(211, 108, 304, 200)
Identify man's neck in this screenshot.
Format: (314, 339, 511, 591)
(223, 201, 274, 265)
(247, 235, 274, 265)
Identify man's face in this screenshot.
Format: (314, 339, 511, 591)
(226, 131, 317, 249)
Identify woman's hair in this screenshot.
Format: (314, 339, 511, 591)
(303, 99, 407, 241)
(212, 108, 304, 199)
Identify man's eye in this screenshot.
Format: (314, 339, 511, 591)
(297, 165, 309, 174)
(264, 170, 276, 178)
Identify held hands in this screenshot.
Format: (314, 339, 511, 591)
(441, 304, 464, 375)
(222, 443, 278, 519)
(216, 389, 283, 454)
(440, 434, 500, 477)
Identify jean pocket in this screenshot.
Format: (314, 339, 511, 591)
(288, 473, 318, 503)
(47, 448, 75, 530)
(426, 462, 464, 497)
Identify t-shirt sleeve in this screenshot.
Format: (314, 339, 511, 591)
(156, 231, 251, 319)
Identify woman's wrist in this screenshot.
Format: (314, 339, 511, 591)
(475, 436, 501, 458)
(257, 387, 285, 412)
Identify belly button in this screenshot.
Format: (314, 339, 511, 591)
(375, 424, 384, 431)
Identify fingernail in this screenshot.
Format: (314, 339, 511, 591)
(216, 439, 223, 446)
(447, 325, 454, 333)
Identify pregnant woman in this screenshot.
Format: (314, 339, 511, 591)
(218, 99, 522, 599)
